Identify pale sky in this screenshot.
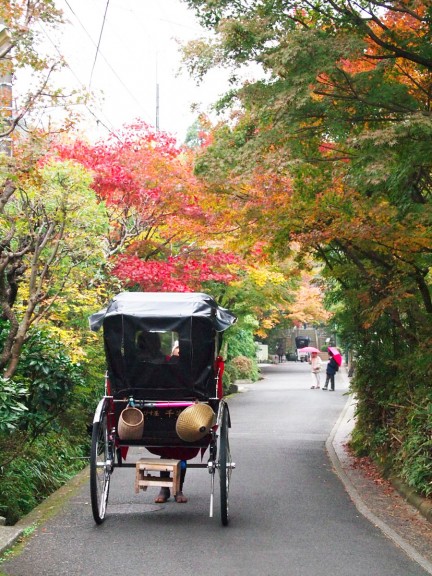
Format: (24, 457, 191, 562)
(47, 0, 231, 143)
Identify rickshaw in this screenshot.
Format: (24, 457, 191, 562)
(88, 292, 237, 526)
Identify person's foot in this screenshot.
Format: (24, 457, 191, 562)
(316, 386, 320, 389)
(310, 386, 316, 389)
(322, 387, 327, 390)
(174, 491, 188, 503)
(329, 389, 335, 391)
(155, 487, 170, 503)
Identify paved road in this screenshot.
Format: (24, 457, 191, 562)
(1, 362, 430, 576)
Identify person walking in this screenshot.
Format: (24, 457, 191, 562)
(323, 350, 339, 391)
(309, 351, 322, 389)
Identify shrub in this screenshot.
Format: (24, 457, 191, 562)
(0, 431, 87, 525)
(0, 325, 94, 523)
(229, 355, 258, 381)
(222, 362, 237, 393)
(0, 377, 28, 433)
(223, 316, 258, 361)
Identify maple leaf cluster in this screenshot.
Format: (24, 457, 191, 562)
(54, 122, 250, 294)
(112, 252, 242, 292)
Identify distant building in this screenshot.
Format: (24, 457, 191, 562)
(255, 342, 269, 363)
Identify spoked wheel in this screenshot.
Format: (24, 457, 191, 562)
(218, 402, 233, 526)
(90, 402, 113, 524)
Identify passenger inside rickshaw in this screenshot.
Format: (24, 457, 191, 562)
(136, 331, 166, 363)
(169, 341, 179, 361)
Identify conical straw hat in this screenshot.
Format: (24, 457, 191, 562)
(176, 403, 216, 442)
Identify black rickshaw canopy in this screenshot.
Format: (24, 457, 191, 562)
(89, 291, 237, 333)
(89, 292, 237, 401)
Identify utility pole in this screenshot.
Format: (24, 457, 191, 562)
(156, 81, 159, 132)
(155, 53, 159, 131)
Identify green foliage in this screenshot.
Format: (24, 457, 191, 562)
(0, 157, 109, 379)
(0, 431, 87, 525)
(0, 377, 28, 433)
(222, 362, 236, 392)
(0, 325, 95, 523)
(338, 285, 432, 495)
(222, 314, 259, 361)
(184, 0, 432, 499)
(70, 334, 106, 423)
(219, 313, 260, 389)
(9, 327, 86, 434)
(397, 403, 432, 496)
(224, 327, 257, 360)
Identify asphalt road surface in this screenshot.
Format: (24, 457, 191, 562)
(1, 362, 429, 576)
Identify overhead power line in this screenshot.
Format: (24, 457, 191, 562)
(88, 0, 110, 91)
(36, 19, 120, 140)
(63, 0, 152, 119)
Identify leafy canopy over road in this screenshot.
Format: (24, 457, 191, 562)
(182, 0, 432, 495)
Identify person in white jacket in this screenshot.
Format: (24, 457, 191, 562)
(309, 351, 322, 389)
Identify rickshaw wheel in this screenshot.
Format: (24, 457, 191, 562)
(219, 403, 231, 526)
(90, 404, 113, 524)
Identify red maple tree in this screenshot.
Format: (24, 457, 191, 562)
(55, 121, 244, 291)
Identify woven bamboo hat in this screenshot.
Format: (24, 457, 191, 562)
(176, 403, 216, 442)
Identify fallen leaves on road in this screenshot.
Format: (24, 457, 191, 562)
(341, 441, 432, 563)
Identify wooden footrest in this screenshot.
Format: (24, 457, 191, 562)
(135, 458, 181, 494)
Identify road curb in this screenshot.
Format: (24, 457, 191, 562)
(0, 526, 24, 557)
(0, 466, 89, 558)
(390, 477, 432, 524)
(327, 395, 432, 576)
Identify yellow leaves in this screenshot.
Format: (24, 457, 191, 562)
(287, 272, 332, 326)
(43, 326, 87, 364)
(246, 266, 286, 287)
(32, 285, 104, 363)
(255, 312, 283, 338)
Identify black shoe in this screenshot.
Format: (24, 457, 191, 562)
(322, 387, 327, 391)
(329, 389, 335, 391)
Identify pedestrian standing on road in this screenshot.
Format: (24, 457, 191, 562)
(276, 343, 284, 363)
(309, 351, 322, 389)
(323, 350, 338, 391)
